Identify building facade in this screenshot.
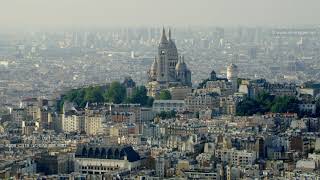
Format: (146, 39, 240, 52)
(152, 100, 186, 112)
(74, 145, 142, 175)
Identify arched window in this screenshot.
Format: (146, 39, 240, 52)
(120, 149, 126, 160)
(94, 148, 100, 158)
(107, 149, 113, 159)
(88, 148, 94, 158)
(82, 147, 88, 156)
(101, 148, 106, 158)
(114, 149, 120, 159)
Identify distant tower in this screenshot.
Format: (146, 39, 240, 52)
(131, 51, 135, 59)
(157, 27, 170, 82)
(210, 70, 217, 81)
(167, 28, 179, 81)
(227, 63, 238, 92)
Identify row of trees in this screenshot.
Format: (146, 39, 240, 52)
(55, 80, 176, 113)
(59, 82, 155, 110)
(236, 91, 299, 116)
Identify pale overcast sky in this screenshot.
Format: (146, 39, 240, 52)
(0, 0, 319, 28)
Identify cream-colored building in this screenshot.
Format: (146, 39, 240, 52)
(169, 86, 192, 100)
(109, 124, 129, 137)
(26, 104, 41, 121)
(220, 97, 237, 115)
(185, 93, 220, 112)
(61, 114, 82, 133)
(227, 63, 239, 92)
(205, 80, 234, 96)
(84, 115, 104, 135)
(215, 148, 257, 166)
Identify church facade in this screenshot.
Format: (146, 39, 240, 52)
(147, 28, 192, 97)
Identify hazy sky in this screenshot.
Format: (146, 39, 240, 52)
(1, 0, 319, 28)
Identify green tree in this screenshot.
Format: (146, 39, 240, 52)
(84, 86, 104, 103)
(255, 91, 274, 113)
(271, 96, 299, 113)
(236, 98, 261, 116)
(159, 90, 172, 100)
(128, 86, 148, 106)
(236, 94, 299, 116)
(64, 88, 86, 107)
(64, 89, 78, 101)
(104, 81, 126, 104)
(157, 110, 176, 119)
(146, 97, 154, 107)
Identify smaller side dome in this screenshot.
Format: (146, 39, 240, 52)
(149, 57, 158, 81)
(176, 56, 187, 72)
(150, 58, 158, 71)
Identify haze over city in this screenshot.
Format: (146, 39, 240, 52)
(1, 0, 320, 29)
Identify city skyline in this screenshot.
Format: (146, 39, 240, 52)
(1, 1, 320, 179)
